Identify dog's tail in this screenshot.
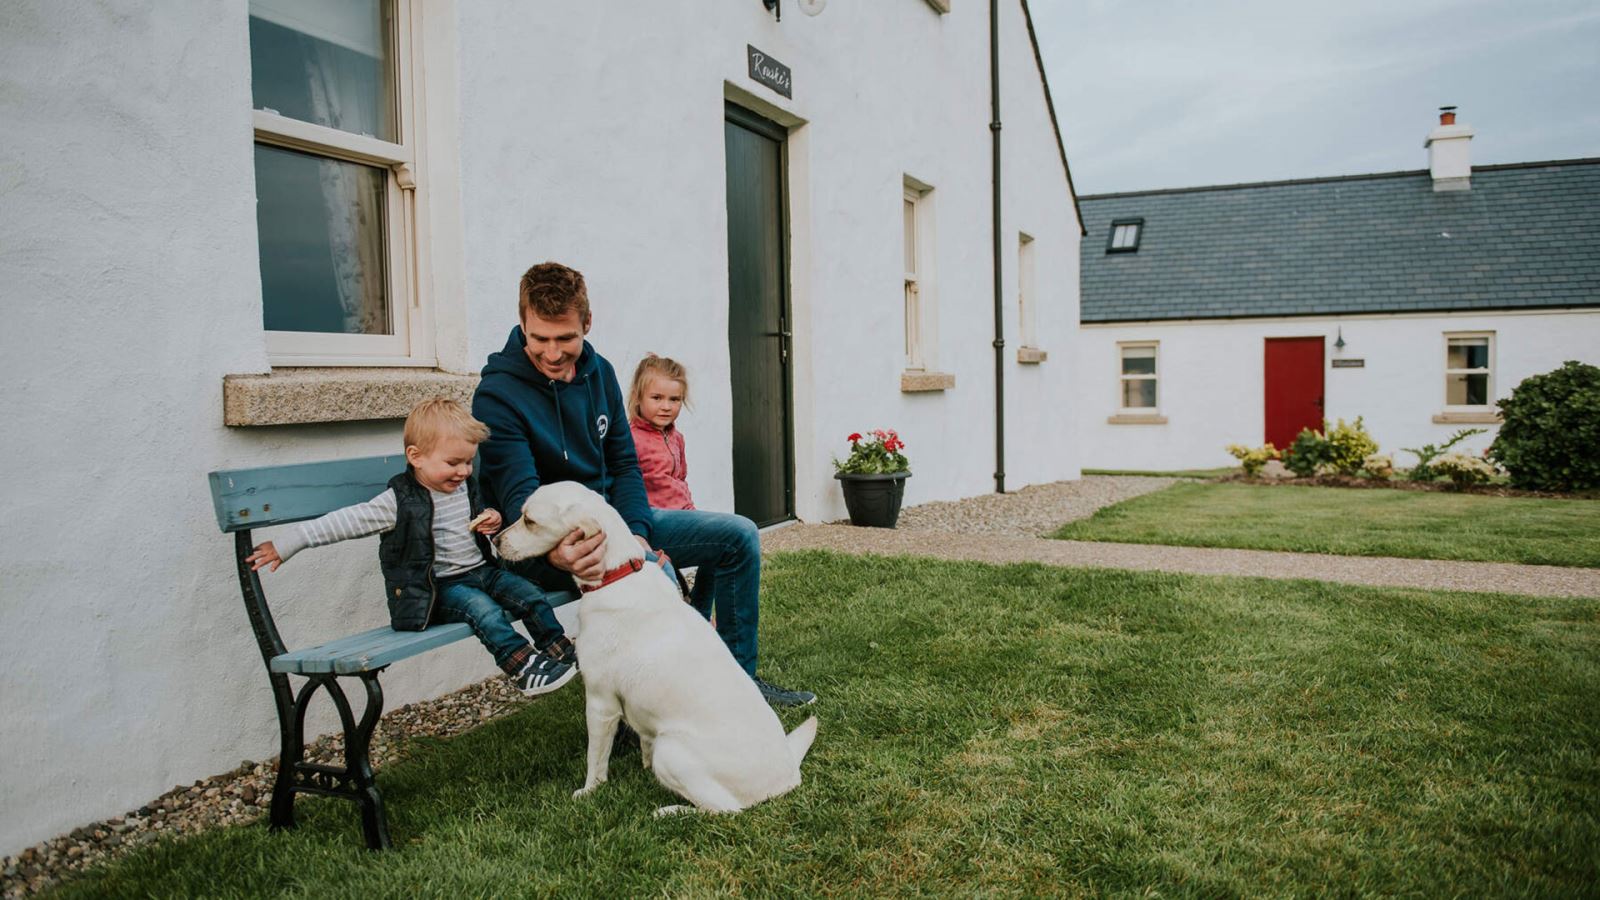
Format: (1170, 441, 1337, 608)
(786, 716, 819, 766)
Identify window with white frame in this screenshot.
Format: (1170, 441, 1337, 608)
(1119, 343, 1158, 411)
(1017, 232, 1037, 348)
(1445, 332, 1493, 407)
(903, 182, 933, 370)
(249, 0, 431, 365)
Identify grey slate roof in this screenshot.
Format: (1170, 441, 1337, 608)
(1079, 158, 1600, 323)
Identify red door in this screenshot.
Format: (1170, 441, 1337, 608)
(1264, 337, 1324, 449)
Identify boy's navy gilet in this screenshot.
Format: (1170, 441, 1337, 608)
(378, 470, 492, 631)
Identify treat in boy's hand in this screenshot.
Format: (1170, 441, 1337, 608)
(468, 510, 495, 532)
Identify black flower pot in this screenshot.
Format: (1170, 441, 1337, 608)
(836, 471, 911, 528)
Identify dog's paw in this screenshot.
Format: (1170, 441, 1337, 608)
(653, 804, 694, 818)
(572, 785, 599, 800)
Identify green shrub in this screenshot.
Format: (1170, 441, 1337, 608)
(1433, 452, 1497, 488)
(1402, 428, 1486, 481)
(1225, 443, 1280, 476)
(1488, 360, 1600, 491)
(1283, 428, 1333, 478)
(1325, 417, 1378, 475)
(1361, 453, 1394, 479)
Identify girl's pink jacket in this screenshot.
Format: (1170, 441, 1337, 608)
(630, 418, 695, 510)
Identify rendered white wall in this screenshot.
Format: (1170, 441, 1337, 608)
(456, 0, 1080, 520)
(1079, 310, 1600, 471)
(0, 0, 1080, 855)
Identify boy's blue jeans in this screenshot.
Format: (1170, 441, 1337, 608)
(433, 565, 565, 674)
(508, 508, 762, 676)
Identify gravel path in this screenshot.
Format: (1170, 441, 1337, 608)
(892, 475, 1181, 536)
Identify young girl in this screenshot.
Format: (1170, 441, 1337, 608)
(629, 354, 695, 510)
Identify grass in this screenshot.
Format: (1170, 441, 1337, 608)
(55, 552, 1600, 897)
(1082, 467, 1235, 480)
(1055, 481, 1600, 567)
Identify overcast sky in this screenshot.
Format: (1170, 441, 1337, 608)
(1026, 0, 1600, 196)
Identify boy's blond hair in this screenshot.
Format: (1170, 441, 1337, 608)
(628, 353, 690, 419)
(404, 398, 490, 452)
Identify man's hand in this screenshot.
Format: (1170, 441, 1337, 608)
(245, 541, 283, 573)
(548, 527, 607, 581)
(470, 509, 503, 534)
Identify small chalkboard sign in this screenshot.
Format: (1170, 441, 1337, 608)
(1331, 358, 1365, 368)
(748, 45, 792, 98)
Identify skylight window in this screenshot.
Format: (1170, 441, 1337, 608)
(1106, 218, 1143, 254)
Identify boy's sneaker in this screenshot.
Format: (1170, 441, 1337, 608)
(754, 676, 816, 708)
(515, 637, 578, 697)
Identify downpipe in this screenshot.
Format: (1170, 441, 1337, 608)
(990, 0, 1006, 494)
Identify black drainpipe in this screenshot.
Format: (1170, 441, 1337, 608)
(989, 0, 1006, 494)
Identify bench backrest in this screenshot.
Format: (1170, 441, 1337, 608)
(208, 455, 408, 533)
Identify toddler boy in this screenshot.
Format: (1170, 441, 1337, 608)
(246, 398, 577, 696)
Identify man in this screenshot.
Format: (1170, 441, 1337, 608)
(473, 261, 815, 707)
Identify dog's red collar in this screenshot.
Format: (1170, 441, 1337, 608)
(580, 558, 645, 593)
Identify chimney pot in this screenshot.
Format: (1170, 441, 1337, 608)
(1439, 105, 1457, 125)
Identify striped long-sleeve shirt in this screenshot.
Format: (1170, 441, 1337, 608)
(274, 483, 486, 578)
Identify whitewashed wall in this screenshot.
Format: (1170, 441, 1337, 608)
(1078, 310, 1600, 471)
(0, 0, 1079, 854)
(457, 0, 1080, 518)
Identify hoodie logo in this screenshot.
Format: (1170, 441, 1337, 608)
(596, 414, 609, 438)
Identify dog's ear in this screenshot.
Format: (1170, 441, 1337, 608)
(573, 516, 602, 539)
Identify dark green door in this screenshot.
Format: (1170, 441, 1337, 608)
(724, 103, 793, 526)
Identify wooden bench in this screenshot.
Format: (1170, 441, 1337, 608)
(207, 455, 577, 849)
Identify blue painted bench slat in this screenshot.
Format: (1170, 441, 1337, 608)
(270, 623, 475, 675)
(209, 455, 409, 533)
(207, 454, 576, 850)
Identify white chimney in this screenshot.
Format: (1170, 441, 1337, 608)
(1425, 106, 1474, 192)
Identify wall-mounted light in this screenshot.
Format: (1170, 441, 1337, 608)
(1334, 327, 1346, 351)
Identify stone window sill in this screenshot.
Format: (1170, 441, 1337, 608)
(223, 368, 479, 426)
(1016, 346, 1048, 365)
(1106, 414, 1168, 425)
(900, 370, 955, 393)
(1431, 410, 1501, 425)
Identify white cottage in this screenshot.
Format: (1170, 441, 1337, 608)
(1077, 110, 1600, 471)
(0, 0, 1082, 853)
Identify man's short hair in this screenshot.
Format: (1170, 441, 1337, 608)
(404, 398, 490, 453)
(519, 262, 590, 324)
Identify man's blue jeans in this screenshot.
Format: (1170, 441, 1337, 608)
(434, 565, 565, 674)
(649, 508, 761, 676)
(508, 508, 762, 676)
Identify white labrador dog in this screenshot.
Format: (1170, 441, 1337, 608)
(496, 481, 817, 816)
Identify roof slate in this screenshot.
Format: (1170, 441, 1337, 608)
(1078, 159, 1600, 323)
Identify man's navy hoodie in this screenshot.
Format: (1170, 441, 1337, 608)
(473, 327, 653, 543)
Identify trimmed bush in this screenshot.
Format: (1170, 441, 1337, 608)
(1325, 417, 1378, 475)
(1284, 428, 1334, 478)
(1489, 360, 1600, 491)
(1362, 453, 1394, 479)
(1226, 443, 1280, 476)
(1433, 452, 1497, 488)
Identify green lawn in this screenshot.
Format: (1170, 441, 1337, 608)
(1055, 481, 1600, 567)
(56, 553, 1599, 897)
(1082, 467, 1235, 480)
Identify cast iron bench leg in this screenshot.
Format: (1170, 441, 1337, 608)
(271, 671, 392, 849)
(352, 673, 391, 850)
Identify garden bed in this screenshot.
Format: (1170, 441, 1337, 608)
(1218, 471, 1599, 500)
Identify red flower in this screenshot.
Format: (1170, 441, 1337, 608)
(847, 432, 862, 443)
